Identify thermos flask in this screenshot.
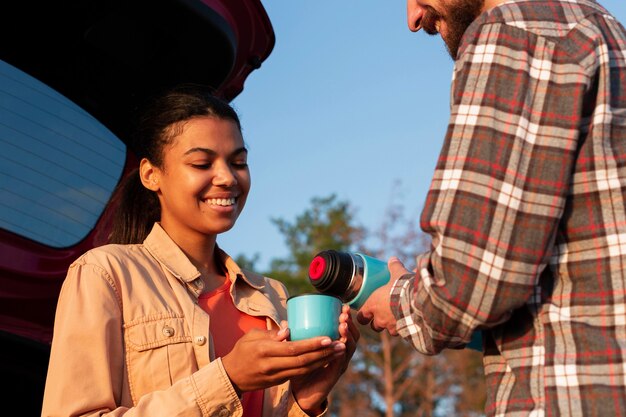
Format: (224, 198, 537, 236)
(307, 250, 390, 309)
(307, 249, 483, 351)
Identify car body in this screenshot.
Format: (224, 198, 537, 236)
(0, 0, 274, 413)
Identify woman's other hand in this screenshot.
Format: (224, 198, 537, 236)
(221, 324, 344, 396)
(291, 304, 360, 415)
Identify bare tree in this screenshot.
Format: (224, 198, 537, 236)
(264, 188, 485, 417)
(357, 181, 485, 417)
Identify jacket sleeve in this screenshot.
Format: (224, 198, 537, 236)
(41, 257, 244, 417)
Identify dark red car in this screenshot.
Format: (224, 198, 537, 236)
(0, 1, 274, 413)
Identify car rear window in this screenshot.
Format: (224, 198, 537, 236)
(0, 60, 126, 248)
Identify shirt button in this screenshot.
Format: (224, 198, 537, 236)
(162, 326, 175, 337)
(216, 407, 230, 417)
(195, 335, 207, 345)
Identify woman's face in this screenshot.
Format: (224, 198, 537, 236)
(146, 116, 250, 240)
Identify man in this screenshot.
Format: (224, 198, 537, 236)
(357, 0, 626, 415)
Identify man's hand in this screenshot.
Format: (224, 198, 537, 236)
(356, 257, 411, 336)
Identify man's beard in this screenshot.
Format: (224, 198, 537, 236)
(422, 0, 484, 59)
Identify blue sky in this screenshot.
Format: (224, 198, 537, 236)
(220, 1, 626, 271)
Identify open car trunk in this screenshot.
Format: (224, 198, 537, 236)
(0, 1, 274, 413)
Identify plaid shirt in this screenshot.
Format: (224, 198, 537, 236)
(391, 0, 626, 415)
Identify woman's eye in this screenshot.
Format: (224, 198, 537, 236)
(232, 161, 248, 168)
(191, 163, 212, 169)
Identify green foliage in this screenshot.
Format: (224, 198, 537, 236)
(232, 253, 260, 271)
(267, 194, 365, 295)
(249, 187, 486, 417)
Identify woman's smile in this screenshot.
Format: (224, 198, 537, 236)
(205, 197, 236, 206)
(202, 195, 240, 213)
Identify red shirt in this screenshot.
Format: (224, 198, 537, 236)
(198, 277, 267, 417)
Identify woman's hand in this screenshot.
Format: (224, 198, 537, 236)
(221, 325, 344, 395)
(291, 304, 360, 415)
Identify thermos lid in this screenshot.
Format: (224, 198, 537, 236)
(308, 250, 354, 296)
(308, 256, 327, 280)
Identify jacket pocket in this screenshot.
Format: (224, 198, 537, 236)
(125, 315, 195, 403)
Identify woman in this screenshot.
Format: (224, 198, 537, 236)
(41, 85, 358, 416)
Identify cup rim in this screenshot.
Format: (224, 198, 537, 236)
(287, 293, 342, 302)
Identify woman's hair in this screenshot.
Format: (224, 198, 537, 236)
(107, 84, 242, 244)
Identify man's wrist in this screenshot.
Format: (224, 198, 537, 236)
(390, 273, 415, 319)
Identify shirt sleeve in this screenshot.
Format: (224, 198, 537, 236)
(392, 20, 590, 354)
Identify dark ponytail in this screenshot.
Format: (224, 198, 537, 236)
(107, 168, 160, 244)
(107, 84, 241, 245)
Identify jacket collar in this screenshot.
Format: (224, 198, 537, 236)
(219, 248, 265, 290)
(144, 223, 265, 290)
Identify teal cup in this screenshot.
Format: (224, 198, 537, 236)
(287, 293, 342, 341)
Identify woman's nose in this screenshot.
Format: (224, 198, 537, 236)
(213, 162, 237, 186)
(407, 0, 425, 32)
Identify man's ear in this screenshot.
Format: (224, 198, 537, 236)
(139, 158, 160, 191)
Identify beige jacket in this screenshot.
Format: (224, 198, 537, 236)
(42, 223, 321, 417)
